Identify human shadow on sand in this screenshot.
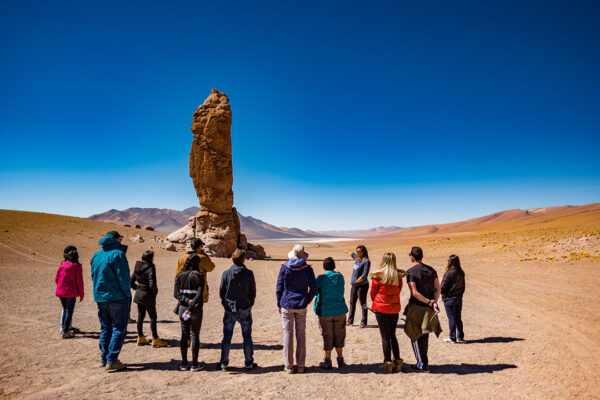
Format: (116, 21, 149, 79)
(193, 342, 283, 351)
(427, 363, 517, 374)
(75, 331, 137, 341)
(465, 337, 525, 344)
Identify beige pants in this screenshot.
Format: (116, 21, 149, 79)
(281, 308, 307, 368)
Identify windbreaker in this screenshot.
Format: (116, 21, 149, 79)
(55, 261, 84, 298)
(276, 258, 317, 310)
(313, 270, 348, 317)
(91, 234, 131, 303)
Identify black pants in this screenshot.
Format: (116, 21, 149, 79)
(179, 306, 203, 366)
(136, 303, 158, 339)
(411, 333, 430, 369)
(347, 284, 368, 325)
(375, 312, 400, 361)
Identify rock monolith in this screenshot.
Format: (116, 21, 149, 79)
(167, 89, 265, 259)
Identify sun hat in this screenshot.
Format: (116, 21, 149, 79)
(288, 244, 309, 260)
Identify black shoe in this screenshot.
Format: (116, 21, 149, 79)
(337, 356, 348, 368)
(319, 357, 333, 370)
(410, 364, 430, 373)
(179, 363, 189, 371)
(244, 362, 258, 370)
(70, 327, 81, 334)
(190, 362, 205, 371)
(220, 363, 229, 371)
(359, 323, 367, 328)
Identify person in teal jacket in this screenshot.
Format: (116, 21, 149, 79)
(314, 257, 349, 369)
(91, 231, 131, 371)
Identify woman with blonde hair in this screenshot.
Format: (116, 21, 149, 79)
(369, 252, 406, 373)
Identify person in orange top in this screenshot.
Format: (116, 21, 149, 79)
(175, 238, 215, 304)
(369, 252, 407, 373)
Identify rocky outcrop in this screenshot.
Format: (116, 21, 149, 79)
(167, 89, 266, 259)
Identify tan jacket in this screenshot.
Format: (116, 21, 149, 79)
(176, 252, 215, 303)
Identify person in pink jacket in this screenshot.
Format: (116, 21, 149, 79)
(55, 245, 84, 338)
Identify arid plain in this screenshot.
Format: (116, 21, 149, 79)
(1, 205, 599, 399)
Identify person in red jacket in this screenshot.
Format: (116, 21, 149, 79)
(369, 252, 406, 373)
(55, 245, 84, 339)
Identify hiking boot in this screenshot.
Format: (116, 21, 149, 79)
(179, 363, 189, 371)
(137, 336, 150, 346)
(100, 361, 106, 368)
(62, 331, 75, 339)
(443, 338, 457, 343)
(319, 357, 333, 370)
(359, 323, 367, 328)
(393, 358, 404, 372)
(337, 356, 348, 368)
(381, 361, 394, 373)
(70, 327, 81, 334)
(410, 364, 430, 373)
(283, 366, 294, 374)
(244, 362, 258, 371)
(105, 361, 126, 371)
(152, 337, 168, 348)
(296, 367, 305, 374)
(346, 321, 353, 326)
(190, 362, 205, 371)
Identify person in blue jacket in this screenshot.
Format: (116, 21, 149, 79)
(314, 257, 349, 370)
(276, 244, 316, 374)
(345, 245, 371, 327)
(91, 231, 131, 371)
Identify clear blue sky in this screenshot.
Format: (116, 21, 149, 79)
(1, 0, 599, 230)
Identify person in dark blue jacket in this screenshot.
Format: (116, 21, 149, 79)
(276, 244, 316, 373)
(219, 249, 257, 371)
(345, 245, 371, 327)
(90, 231, 131, 371)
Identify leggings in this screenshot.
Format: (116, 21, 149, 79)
(179, 306, 203, 365)
(136, 303, 158, 339)
(375, 312, 400, 361)
(348, 284, 368, 325)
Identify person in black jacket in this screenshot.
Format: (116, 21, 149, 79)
(219, 249, 257, 371)
(174, 252, 205, 371)
(131, 250, 168, 348)
(441, 254, 466, 343)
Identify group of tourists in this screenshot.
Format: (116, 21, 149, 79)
(54, 231, 466, 373)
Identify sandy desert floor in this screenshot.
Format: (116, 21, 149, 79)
(0, 210, 599, 399)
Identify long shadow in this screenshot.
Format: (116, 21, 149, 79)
(76, 331, 137, 340)
(465, 337, 525, 344)
(429, 363, 517, 375)
(127, 359, 181, 371)
(198, 342, 283, 351)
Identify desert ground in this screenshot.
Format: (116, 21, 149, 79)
(1, 209, 599, 399)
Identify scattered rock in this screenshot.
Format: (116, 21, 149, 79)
(134, 224, 142, 229)
(124, 224, 131, 227)
(165, 242, 177, 251)
(145, 226, 154, 231)
(130, 234, 144, 243)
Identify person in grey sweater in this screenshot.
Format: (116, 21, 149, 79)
(345, 245, 371, 327)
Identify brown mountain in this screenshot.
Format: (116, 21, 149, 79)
(88, 207, 328, 239)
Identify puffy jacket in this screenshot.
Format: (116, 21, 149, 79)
(131, 260, 157, 306)
(174, 269, 204, 312)
(55, 261, 84, 298)
(370, 273, 402, 314)
(313, 271, 348, 317)
(441, 268, 465, 301)
(91, 234, 131, 303)
(220, 263, 256, 312)
(176, 251, 215, 303)
(276, 259, 317, 310)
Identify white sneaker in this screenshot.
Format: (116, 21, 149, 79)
(443, 338, 456, 343)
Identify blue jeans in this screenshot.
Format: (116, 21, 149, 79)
(443, 297, 464, 341)
(60, 297, 76, 333)
(97, 298, 129, 364)
(220, 309, 254, 366)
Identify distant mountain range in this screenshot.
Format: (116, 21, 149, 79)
(318, 226, 406, 237)
(88, 207, 331, 240)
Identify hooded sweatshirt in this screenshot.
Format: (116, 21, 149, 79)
(91, 234, 131, 303)
(276, 258, 317, 310)
(313, 270, 348, 317)
(55, 261, 84, 298)
(219, 263, 256, 312)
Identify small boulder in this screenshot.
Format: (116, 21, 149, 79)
(145, 226, 155, 231)
(165, 242, 177, 251)
(134, 224, 142, 229)
(124, 224, 131, 227)
(130, 234, 144, 243)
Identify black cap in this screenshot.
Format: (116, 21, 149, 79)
(107, 230, 123, 239)
(190, 238, 204, 250)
